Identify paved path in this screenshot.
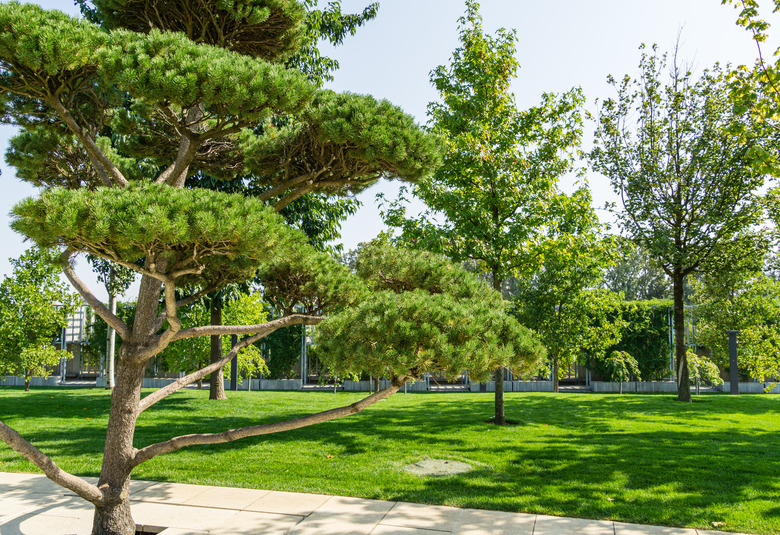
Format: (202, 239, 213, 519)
(0, 472, 746, 535)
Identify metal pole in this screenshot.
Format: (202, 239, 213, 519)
(726, 330, 739, 395)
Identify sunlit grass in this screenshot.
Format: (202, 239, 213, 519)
(1, 388, 778, 534)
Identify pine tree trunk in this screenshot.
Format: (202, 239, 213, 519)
(89, 272, 166, 534)
(209, 300, 226, 400)
(92, 357, 145, 535)
(673, 269, 691, 402)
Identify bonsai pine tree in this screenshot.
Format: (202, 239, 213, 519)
(0, 2, 544, 534)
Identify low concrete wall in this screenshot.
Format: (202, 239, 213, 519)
(718, 382, 780, 394)
(96, 377, 182, 388)
(256, 379, 302, 391)
(475, 381, 554, 392)
(591, 381, 678, 393)
(0, 376, 59, 387)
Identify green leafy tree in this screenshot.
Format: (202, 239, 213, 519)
(0, 247, 78, 391)
(603, 350, 641, 394)
(381, 0, 583, 423)
(591, 46, 770, 402)
(687, 351, 724, 395)
(722, 0, 780, 145)
(692, 241, 780, 383)
(511, 190, 624, 392)
(0, 3, 538, 534)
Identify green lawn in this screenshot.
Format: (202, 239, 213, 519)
(1, 388, 778, 534)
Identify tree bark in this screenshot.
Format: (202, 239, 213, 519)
(673, 269, 691, 402)
(552, 355, 559, 393)
(92, 357, 145, 535)
(209, 299, 227, 400)
(491, 270, 506, 425)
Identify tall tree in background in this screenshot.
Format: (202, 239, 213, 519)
(0, 247, 78, 391)
(692, 236, 780, 383)
(591, 46, 770, 402)
(511, 189, 623, 392)
(382, 0, 583, 424)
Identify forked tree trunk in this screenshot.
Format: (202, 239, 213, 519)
(91, 273, 166, 534)
(673, 269, 691, 402)
(209, 300, 226, 400)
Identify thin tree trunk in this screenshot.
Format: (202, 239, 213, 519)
(209, 300, 226, 400)
(673, 269, 691, 402)
(24, 370, 31, 392)
(492, 270, 506, 425)
(552, 355, 559, 393)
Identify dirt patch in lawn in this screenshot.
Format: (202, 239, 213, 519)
(404, 457, 473, 476)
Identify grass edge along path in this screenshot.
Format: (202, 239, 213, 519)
(0, 388, 778, 534)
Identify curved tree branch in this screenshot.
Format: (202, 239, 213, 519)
(0, 421, 104, 505)
(59, 250, 131, 340)
(171, 314, 322, 341)
(138, 327, 271, 413)
(133, 376, 410, 466)
(47, 97, 128, 188)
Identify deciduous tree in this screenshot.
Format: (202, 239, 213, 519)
(591, 46, 770, 402)
(0, 247, 78, 391)
(382, 0, 583, 423)
(510, 189, 624, 392)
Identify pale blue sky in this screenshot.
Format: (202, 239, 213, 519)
(0, 0, 776, 299)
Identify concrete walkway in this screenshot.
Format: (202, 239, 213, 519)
(0, 472, 746, 535)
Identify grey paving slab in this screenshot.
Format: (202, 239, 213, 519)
(132, 482, 215, 504)
(534, 514, 615, 535)
(454, 508, 536, 535)
(156, 530, 209, 535)
(319, 496, 396, 515)
(287, 510, 387, 535)
(615, 522, 698, 535)
(181, 485, 270, 510)
(370, 525, 449, 535)
(208, 510, 304, 535)
(244, 489, 332, 516)
(130, 502, 239, 531)
(0, 511, 94, 535)
(0, 492, 68, 523)
(381, 502, 464, 532)
(697, 531, 751, 535)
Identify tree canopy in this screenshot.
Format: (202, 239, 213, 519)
(590, 45, 771, 401)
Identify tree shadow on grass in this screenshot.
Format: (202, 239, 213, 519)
(2, 390, 778, 533)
